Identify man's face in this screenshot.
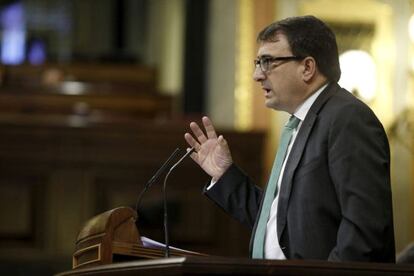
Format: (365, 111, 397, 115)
(253, 33, 305, 113)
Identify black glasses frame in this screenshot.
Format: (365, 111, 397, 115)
(254, 56, 304, 72)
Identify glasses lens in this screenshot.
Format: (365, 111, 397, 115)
(260, 58, 269, 72)
(254, 59, 262, 71)
(254, 58, 269, 72)
(254, 58, 267, 72)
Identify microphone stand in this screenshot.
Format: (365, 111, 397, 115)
(162, 148, 195, 257)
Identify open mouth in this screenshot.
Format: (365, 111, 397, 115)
(263, 88, 272, 97)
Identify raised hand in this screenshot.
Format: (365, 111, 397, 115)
(184, 116, 233, 181)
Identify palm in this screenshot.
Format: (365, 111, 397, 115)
(184, 116, 232, 180)
(196, 138, 230, 178)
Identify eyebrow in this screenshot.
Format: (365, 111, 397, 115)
(256, 54, 274, 59)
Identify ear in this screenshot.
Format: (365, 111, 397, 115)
(301, 56, 317, 82)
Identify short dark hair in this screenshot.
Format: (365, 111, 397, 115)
(257, 15, 341, 82)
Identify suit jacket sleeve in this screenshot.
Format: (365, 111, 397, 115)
(203, 164, 263, 229)
(326, 102, 394, 261)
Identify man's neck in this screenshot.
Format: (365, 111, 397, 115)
(306, 75, 329, 98)
(286, 77, 329, 114)
(292, 83, 328, 118)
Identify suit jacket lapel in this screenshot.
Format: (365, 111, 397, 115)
(276, 83, 339, 239)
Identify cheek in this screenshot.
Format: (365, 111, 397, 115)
(268, 75, 285, 89)
(269, 75, 291, 93)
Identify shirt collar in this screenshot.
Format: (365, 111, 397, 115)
(293, 83, 328, 121)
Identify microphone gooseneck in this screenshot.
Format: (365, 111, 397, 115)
(163, 147, 195, 257)
(135, 148, 181, 217)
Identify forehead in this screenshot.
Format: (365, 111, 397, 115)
(256, 33, 291, 57)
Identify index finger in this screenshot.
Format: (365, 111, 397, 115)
(202, 116, 218, 139)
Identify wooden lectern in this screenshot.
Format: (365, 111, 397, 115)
(63, 207, 414, 276)
(72, 207, 204, 269)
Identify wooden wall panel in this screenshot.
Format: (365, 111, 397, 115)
(0, 116, 265, 270)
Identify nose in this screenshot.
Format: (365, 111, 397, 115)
(253, 66, 266, 82)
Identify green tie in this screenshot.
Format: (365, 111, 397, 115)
(252, 115, 301, 259)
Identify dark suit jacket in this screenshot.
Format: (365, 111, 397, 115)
(205, 83, 395, 262)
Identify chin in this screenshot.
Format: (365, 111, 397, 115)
(265, 100, 278, 110)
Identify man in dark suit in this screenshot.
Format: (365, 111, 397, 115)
(184, 15, 395, 262)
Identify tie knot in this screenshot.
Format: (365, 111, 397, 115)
(286, 115, 300, 130)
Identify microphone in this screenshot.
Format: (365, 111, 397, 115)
(163, 147, 195, 257)
(134, 148, 181, 217)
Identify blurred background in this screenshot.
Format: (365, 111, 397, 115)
(0, 0, 413, 274)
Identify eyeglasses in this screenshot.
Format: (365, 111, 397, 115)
(254, 55, 304, 72)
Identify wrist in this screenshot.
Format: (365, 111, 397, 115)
(212, 162, 232, 182)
